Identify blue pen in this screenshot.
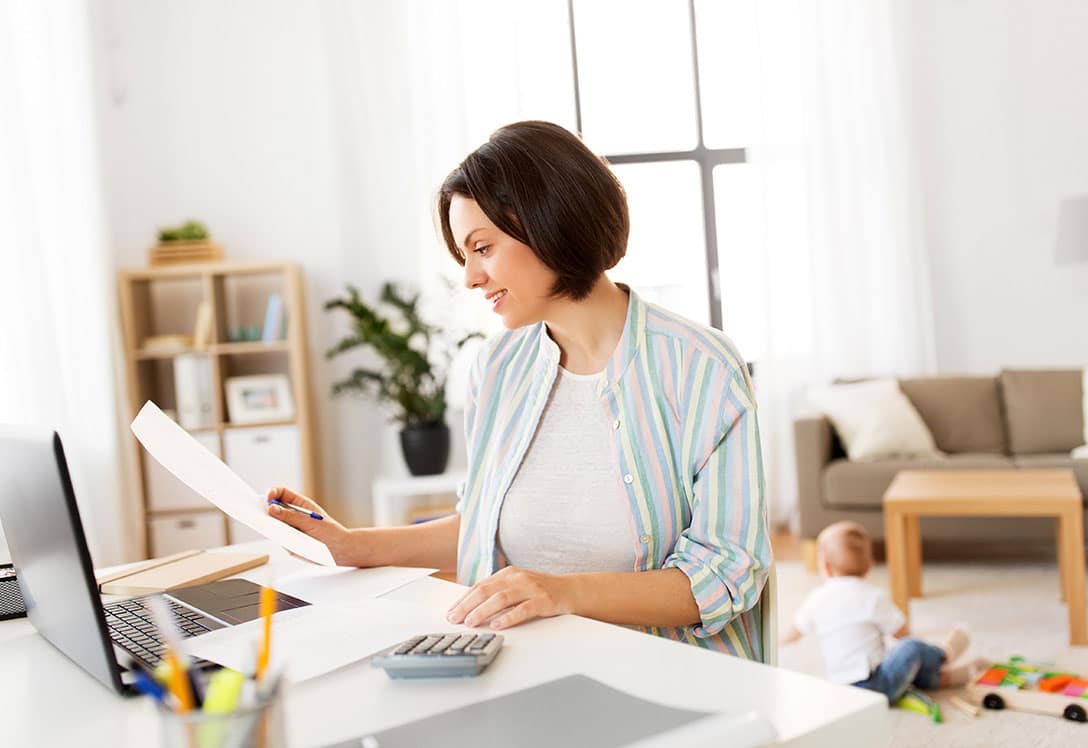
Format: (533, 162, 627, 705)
(267, 498, 323, 521)
(133, 667, 167, 703)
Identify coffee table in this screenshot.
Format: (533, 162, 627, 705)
(883, 469, 1086, 645)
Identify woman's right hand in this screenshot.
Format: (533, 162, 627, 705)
(266, 486, 361, 566)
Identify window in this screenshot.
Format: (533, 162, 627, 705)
(570, 0, 760, 332)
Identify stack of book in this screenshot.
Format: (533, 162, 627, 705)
(174, 353, 215, 429)
(148, 240, 223, 267)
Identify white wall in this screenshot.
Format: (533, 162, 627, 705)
(90, 0, 572, 530)
(908, 0, 1088, 373)
(90, 0, 444, 526)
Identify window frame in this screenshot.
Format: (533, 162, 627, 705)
(567, 0, 748, 331)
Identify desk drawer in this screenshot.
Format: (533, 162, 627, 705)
(149, 512, 226, 556)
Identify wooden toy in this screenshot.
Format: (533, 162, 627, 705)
(968, 657, 1088, 723)
(949, 695, 980, 717)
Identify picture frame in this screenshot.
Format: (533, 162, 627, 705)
(225, 374, 295, 424)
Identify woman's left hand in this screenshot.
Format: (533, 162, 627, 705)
(446, 566, 576, 630)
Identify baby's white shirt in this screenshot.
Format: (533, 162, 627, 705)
(793, 575, 905, 684)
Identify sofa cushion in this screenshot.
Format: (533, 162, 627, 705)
(1012, 454, 1088, 499)
(821, 454, 1015, 510)
(1000, 369, 1084, 455)
(898, 376, 1008, 455)
(807, 379, 940, 461)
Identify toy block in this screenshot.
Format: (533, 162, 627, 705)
(1021, 672, 1044, 687)
(1062, 679, 1088, 697)
(1039, 675, 1074, 693)
(977, 668, 1007, 686)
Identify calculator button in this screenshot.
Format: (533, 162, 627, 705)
(428, 634, 460, 655)
(394, 636, 426, 655)
(444, 634, 477, 654)
(477, 633, 495, 641)
(410, 635, 442, 655)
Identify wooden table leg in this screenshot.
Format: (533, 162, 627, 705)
(802, 539, 818, 574)
(1058, 519, 1068, 603)
(1060, 507, 1087, 645)
(884, 508, 911, 628)
(906, 515, 922, 598)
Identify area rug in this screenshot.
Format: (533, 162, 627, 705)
(775, 560, 1088, 746)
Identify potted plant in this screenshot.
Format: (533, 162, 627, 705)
(325, 283, 482, 476)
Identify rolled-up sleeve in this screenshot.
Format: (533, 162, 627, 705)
(663, 367, 772, 638)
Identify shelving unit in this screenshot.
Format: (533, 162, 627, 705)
(117, 261, 319, 558)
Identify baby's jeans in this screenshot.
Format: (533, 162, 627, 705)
(851, 638, 945, 704)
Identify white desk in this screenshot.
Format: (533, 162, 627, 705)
(0, 543, 888, 747)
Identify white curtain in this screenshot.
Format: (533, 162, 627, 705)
(749, 0, 937, 527)
(0, 0, 133, 565)
(319, 0, 575, 413)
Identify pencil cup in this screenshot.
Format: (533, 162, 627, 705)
(158, 684, 285, 748)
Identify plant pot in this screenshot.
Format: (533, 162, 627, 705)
(399, 422, 450, 476)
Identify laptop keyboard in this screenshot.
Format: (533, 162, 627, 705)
(103, 596, 213, 668)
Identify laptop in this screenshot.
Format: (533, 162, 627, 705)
(0, 427, 310, 695)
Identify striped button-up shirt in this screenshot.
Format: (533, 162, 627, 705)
(455, 286, 771, 659)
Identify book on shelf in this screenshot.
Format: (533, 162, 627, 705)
(261, 294, 286, 343)
(192, 300, 213, 349)
(141, 333, 193, 353)
(174, 353, 215, 430)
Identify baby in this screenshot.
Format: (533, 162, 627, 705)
(782, 520, 985, 703)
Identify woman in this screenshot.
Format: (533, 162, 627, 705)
(269, 121, 771, 659)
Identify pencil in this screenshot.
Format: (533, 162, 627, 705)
(256, 585, 277, 680)
(147, 596, 196, 712)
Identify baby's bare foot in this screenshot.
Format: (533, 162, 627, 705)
(941, 624, 970, 663)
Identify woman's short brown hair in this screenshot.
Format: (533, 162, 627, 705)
(437, 121, 629, 301)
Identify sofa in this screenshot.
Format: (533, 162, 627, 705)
(794, 369, 1088, 569)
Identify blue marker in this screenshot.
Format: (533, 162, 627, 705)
(267, 498, 323, 521)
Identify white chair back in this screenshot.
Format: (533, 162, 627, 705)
(760, 564, 778, 666)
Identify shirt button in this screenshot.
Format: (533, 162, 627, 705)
(623, 474, 633, 484)
(639, 533, 651, 544)
(613, 419, 621, 429)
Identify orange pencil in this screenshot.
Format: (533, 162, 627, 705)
(147, 595, 195, 712)
(256, 585, 277, 680)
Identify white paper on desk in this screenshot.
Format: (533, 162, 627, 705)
(274, 564, 438, 605)
(186, 599, 473, 683)
(131, 401, 335, 566)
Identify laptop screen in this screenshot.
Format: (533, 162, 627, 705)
(0, 427, 125, 693)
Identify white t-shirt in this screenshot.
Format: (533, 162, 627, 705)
(497, 366, 637, 574)
(793, 576, 905, 684)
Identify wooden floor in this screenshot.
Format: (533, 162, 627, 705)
(771, 528, 802, 561)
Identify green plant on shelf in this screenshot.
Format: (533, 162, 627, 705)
(324, 283, 482, 427)
(158, 220, 210, 242)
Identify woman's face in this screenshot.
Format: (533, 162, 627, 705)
(449, 194, 559, 330)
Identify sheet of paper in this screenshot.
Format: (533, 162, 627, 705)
(131, 401, 335, 566)
(186, 598, 474, 683)
(273, 564, 438, 605)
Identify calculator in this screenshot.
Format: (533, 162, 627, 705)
(372, 632, 503, 678)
